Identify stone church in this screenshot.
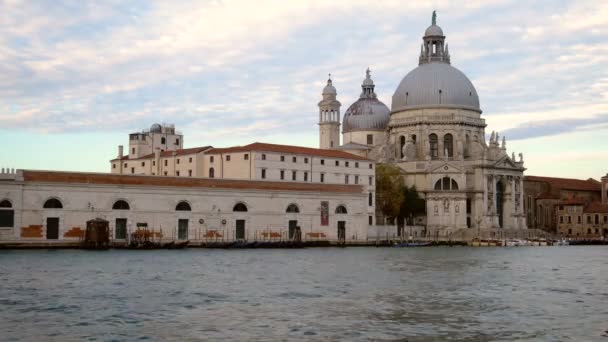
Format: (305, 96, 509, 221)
(318, 13, 527, 234)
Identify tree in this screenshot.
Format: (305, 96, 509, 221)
(399, 185, 426, 226)
(375, 164, 404, 223)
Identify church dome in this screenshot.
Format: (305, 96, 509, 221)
(322, 78, 337, 95)
(343, 69, 390, 133)
(391, 12, 480, 113)
(150, 123, 162, 133)
(391, 63, 480, 112)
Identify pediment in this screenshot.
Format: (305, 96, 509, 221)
(494, 156, 517, 169)
(431, 162, 462, 173)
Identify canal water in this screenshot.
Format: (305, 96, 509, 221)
(0, 247, 607, 341)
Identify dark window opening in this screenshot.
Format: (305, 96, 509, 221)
(43, 198, 63, 209)
(112, 200, 130, 210)
(233, 203, 248, 212)
(176, 201, 191, 211)
(286, 204, 299, 213)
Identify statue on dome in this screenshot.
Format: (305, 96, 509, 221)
(432, 10, 437, 26)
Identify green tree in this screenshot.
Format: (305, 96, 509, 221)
(375, 164, 404, 223)
(399, 185, 426, 226)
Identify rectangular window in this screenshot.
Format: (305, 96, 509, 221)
(304, 172, 308, 182)
(587, 216, 592, 224)
(164, 160, 168, 166)
(188, 170, 192, 177)
(124, 163, 127, 168)
(345, 175, 349, 184)
(304, 158, 309, 164)
(189, 157, 192, 163)
(132, 147, 135, 154)
(335, 160, 339, 166)
(226, 155, 231, 161)
(355, 162, 359, 168)
(368, 216, 373, 226)
(367, 134, 373, 145)
(321, 159, 325, 165)
(177, 159, 180, 164)
(292, 171, 297, 181)
(560, 216, 564, 224)
(131, 167, 134, 174)
(176, 171, 180, 176)
(153, 161, 156, 166)
(578, 216, 581, 224)
(345, 161, 349, 167)
(292, 156, 296, 163)
(320, 173, 325, 183)
(210, 156, 214, 163)
(567, 216, 571, 224)
(141, 162, 145, 167)
(161, 137, 166, 144)
(113, 164, 116, 169)
(369, 176, 373, 186)
(595, 215, 599, 225)
(176, 138, 180, 145)
(604, 216, 608, 223)
(261, 169, 266, 179)
(369, 192, 373, 206)
(281, 156, 285, 162)
(244, 154, 249, 160)
(355, 175, 359, 184)
(262, 154, 266, 160)
(164, 171, 167, 176)
(280, 170, 285, 180)
(369, 163, 373, 169)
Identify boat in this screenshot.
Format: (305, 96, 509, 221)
(555, 239, 569, 246)
(393, 242, 432, 247)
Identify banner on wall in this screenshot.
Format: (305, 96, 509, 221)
(320, 201, 329, 226)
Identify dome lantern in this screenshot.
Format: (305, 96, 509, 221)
(419, 10, 450, 65)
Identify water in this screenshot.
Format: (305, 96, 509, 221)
(0, 247, 607, 341)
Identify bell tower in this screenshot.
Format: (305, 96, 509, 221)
(318, 75, 341, 149)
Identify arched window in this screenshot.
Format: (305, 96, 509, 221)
(400, 136, 406, 158)
(112, 200, 130, 210)
(176, 201, 191, 211)
(43, 198, 63, 209)
(429, 134, 438, 159)
(0, 199, 13, 228)
(233, 203, 248, 212)
(286, 204, 299, 213)
(444, 133, 453, 158)
(209, 167, 215, 178)
(434, 177, 459, 191)
(335, 205, 347, 214)
(464, 134, 470, 158)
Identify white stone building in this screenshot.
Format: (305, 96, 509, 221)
(320, 13, 527, 235)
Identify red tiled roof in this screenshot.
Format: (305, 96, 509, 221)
(22, 170, 363, 194)
(111, 146, 212, 161)
(525, 175, 601, 192)
(205, 142, 371, 161)
(583, 202, 608, 214)
(562, 197, 586, 205)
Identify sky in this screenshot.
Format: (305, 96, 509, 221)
(0, 0, 606, 179)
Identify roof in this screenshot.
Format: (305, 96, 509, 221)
(22, 170, 363, 194)
(111, 146, 212, 161)
(525, 175, 601, 192)
(562, 198, 586, 205)
(535, 192, 561, 200)
(584, 202, 608, 214)
(205, 142, 371, 161)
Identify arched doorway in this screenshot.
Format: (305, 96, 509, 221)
(233, 202, 248, 240)
(496, 181, 504, 228)
(43, 198, 63, 239)
(335, 205, 347, 242)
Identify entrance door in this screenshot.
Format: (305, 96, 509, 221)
(46, 217, 59, 240)
(496, 182, 504, 228)
(337, 221, 346, 242)
(236, 220, 246, 240)
(288, 220, 297, 239)
(115, 218, 127, 239)
(178, 219, 189, 240)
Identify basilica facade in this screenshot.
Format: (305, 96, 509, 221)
(319, 14, 527, 234)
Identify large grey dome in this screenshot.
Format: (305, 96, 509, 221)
(391, 62, 480, 113)
(343, 68, 390, 133)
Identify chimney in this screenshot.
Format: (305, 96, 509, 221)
(602, 173, 608, 204)
(118, 145, 124, 158)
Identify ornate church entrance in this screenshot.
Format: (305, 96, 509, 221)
(496, 181, 504, 228)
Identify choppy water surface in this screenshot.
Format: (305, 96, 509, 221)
(1, 247, 607, 341)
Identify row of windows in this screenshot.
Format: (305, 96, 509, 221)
(560, 215, 608, 225)
(565, 228, 607, 235)
(114, 157, 194, 170)
(434, 177, 459, 191)
(260, 169, 373, 185)
(218, 153, 373, 169)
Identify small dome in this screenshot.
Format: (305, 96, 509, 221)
(424, 24, 444, 36)
(150, 123, 162, 133)
(391, 62, 480, 112)
(322, 79, 337, 95)
(343, 98, 390, 133)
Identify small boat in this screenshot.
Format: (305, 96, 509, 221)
(394, 242, 432, 247)
(555, 239, 569, 246)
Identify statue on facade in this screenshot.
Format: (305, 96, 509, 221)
(518, 152, 524, 163)
(402, 137, 416, 161)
